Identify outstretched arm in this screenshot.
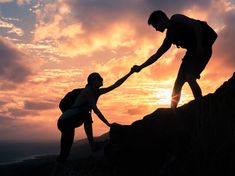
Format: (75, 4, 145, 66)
(132, 38, 172, 72)
(99, 69, 134, 95)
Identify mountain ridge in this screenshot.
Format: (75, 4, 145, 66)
(105, 72, 235, 176)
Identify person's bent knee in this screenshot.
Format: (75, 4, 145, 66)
(184, 73, 196, 82)
(186, 76, 197, 85)
(57, 118, 71, 132)
(57, 118, 63, 132)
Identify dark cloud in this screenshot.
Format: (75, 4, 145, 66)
(145, 0, 211, 14)
(68, 0, 143, 24)
(62, 0, 217, 57)
(24, 100, 57, 110)
(7, 108, 39, 118)
(125, 105, 149, 116)
(0, 114, 54, 141)
(0, 100, 8, 106)
(66, 0, 144, 38)
(0, 115, 14, 125)
(0, 81, 18, 90)
(0, 37, 32, 84)
(66, 0, 212, 30)
(214, 10, 235, 68)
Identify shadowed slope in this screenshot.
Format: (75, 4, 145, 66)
(105, 73, 235, 176)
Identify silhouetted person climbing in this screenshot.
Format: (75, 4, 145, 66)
(56, 69, 133, 165)
(132, 10, 217, 108)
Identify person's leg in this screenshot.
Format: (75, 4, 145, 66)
(171, 76, 186, 109)
(83, 113, 97, 151)
(188, 78, 202, 100)
(57, 128, 75, 163)
(84, 123, 93, 145)
(84, 123, 97, 151)
(171, 52, 191, 109)
(187, 47, 212, 101)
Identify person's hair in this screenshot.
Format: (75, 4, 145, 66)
(87, 72, 103, 85)
(148, 10, 168, 25)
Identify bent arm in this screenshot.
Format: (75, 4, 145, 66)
(99, 70, 133, 95)
(92, 105, 111, 127)
(87, 92, 110, 127)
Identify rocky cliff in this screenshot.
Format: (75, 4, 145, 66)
(105, 73, 235, 176)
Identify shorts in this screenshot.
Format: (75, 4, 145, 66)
(176, 21, 216, 81)
(57, 108, 93, 131)
(178, 47, 212, 80)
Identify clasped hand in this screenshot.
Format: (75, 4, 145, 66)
(131, 65, 141, 73)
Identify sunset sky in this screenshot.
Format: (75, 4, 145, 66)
(0, 0, 235, 141)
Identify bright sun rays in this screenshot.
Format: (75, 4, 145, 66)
(149, 86, 194, 107)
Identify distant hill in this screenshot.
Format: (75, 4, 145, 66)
(0, 134, 109, 176)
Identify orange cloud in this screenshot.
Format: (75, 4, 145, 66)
(1, 0, 235, 142)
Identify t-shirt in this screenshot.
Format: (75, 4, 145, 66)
(166, 14, 217, 49)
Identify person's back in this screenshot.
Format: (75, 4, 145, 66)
(168, 14, 198, 49)
(71, 87, 97, 112)
(167, 14, 217, 50)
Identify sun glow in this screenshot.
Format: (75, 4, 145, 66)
(150, 87, 193, 107)
(151, 88, 172, 106)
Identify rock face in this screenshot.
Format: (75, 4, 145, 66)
(105, 73, 235, 176)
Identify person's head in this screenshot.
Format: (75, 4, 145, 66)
(87, 72, 103, 88)
(148, 10, 169, 32)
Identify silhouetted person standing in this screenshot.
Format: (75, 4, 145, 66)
(132, 10, 217, 108)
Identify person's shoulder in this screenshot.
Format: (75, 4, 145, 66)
(83, 87, 100, 98)
(81, 87, 92, 96)
(96, 88, 104, 96)
(170, 14, 188, 21)
(170, 14, 197, 27)
(170, 14, 182, 20)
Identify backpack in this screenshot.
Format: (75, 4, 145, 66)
(59, 88, 84, 113)
(200, 21, 217, 46)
